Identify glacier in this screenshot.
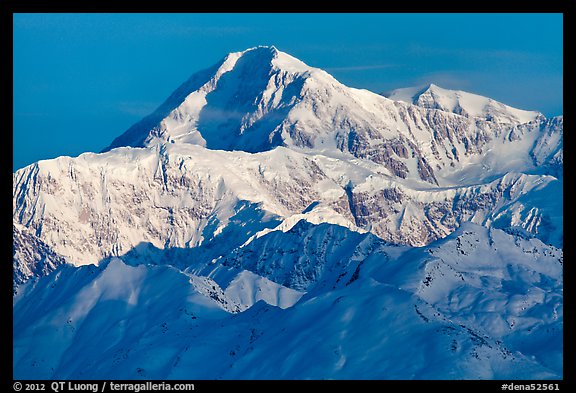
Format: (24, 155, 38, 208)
(13, 46, 563, 380)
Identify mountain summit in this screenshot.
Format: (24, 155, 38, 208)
(105, 46, 323, 153)
(105, 46, 560, 187)
(384, 83, 541, 124)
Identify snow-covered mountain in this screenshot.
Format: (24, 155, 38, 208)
(104, 46, 562, 186)
(384, 83, 540, 124)
(13, 46, 563, 379)
(12, 142, 561, 271)
(14, 223, 562, 379)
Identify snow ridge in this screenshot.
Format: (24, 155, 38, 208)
(385, 83, 541, 124)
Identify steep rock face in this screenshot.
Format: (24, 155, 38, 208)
(346, 171, 560, 247)
(13, 145, 353, 268)
(386, 84, 562, 175)
(531, 116, 563, 168)
(13, 224, 66, 291)
(12, 143, 559, 277)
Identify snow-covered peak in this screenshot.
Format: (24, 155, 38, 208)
(271, 48, 315, 74)
(225, 46, 316, 75)
(385, 83, 541, 124)
(102, 47, 558, 187)
(219, 46, 313, 75)
(104, 46, 326, 153)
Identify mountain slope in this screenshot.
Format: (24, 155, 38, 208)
(14, 224, 562, 379)
(12, 142, 561, 274)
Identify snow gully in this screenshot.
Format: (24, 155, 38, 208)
(51, 382, 98, 393)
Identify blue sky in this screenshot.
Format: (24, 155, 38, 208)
(13, 13, 563, 170)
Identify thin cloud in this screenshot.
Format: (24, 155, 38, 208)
(156, 25, 253, 37)
(117, 101, 158, 117)
(14, 14, 253, 40)
(14, 112, 51, 117)
(406, 44, 554, 64)
(111, 23, 254, 41)
(411, 72, 474, 90)
(326, 64, 397, 72)
(298, 43, 394, 54)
